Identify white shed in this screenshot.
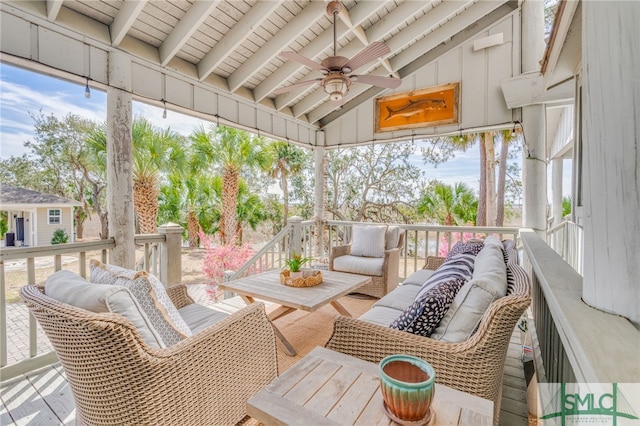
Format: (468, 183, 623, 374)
(0, 184, 82, 247)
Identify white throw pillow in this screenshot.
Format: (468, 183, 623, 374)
(90, 260, 192, 346)
(385, 226, 401, 250)
(45, 270, 164, 348)
(350, 225, 387, 258)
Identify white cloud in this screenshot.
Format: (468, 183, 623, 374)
(0, 131, 32, 158)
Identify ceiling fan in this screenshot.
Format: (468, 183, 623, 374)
(273, 1, 402, 103)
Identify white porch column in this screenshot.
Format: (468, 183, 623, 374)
(581, 2, 639, 326)
(314, 144, 325, 259)
(551, 158, 563, 226)
(106, 53, 135, 268)
(521, 0, 547, 235)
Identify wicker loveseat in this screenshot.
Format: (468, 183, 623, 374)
(20, 283, 278, 425)
(326, 239, 531, 425)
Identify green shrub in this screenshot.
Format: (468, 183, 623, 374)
(51, 228, 69, 245)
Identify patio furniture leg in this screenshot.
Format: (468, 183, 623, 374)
(241, 295, 297, 356)
(330, 300, 352, 317)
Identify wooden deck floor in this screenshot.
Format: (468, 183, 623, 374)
(1, 287, 531, 425)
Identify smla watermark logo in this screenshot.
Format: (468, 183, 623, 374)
(539, 383, 640, 425)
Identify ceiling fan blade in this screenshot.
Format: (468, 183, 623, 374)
(343, 42, 390, 72)
(279, 51, 327, 71)
(272, 79, 322, 95)
(351, 74, 402, 89)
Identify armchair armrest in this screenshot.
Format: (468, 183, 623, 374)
(423, 256, 446, 270)
(329, 244, 351, 270)
(166, 284, 195, 309)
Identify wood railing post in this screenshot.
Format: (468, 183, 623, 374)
(288, 216, 303, 259)
(158, 223, 183, 287)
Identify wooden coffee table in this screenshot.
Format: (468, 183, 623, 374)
(219, 270, 371, 356)
(247, 346, 493, 425)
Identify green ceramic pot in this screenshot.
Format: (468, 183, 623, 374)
(379, 354, 436, 422)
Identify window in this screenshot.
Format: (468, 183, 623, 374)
(48, 209, 61, 225)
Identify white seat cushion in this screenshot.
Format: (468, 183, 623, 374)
(45, 270, 164, 348)
(359, 305, 404, 327)
(373, 284, 421, 310)
(332, 255, 384, 276)
(178, 304, 229, 334)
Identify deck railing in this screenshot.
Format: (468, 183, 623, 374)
(0, 224, 183, 381)
(546, 220, 583, 274)
(521, 229, 639, 395)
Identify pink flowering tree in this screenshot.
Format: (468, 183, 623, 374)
(199, 230, 255, 301)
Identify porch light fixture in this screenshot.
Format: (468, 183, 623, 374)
(84, 78, 91, 99)
(322, 74, 350, 102)
(512, 121, 520, 137)
(458, 130, 463, 142)
(162, 100, 167, 119)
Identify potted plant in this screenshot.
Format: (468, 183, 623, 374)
(283, 252, 313, 279)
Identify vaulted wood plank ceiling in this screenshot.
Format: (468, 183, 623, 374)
(5, 0, 518, 128)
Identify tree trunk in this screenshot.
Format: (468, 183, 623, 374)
(100, 211, 109, 240)
(496, 134, 509, 226)
(485, 132, 497, 226)
(74, 208, 85, 239)
(133, 176, 159, 234)
(187, 209, 199, 248)
(282, 173, 289, 227)
(222, 167, 239, 246)
(477, 137, 487, 226)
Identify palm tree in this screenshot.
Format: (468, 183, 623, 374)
(190, 124, 272, 245)
(267, 141, 306, 227)
(496, 129, 517, 226)
(417, 182, 478, 226)
(89, 117, 185, 234)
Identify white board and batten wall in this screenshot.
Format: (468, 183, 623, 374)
(323, 14, 520, 147)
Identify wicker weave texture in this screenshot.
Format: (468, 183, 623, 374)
(326, 241, 530, 425)
(20, 285, 278, 426)
(329, 232, 404, 298)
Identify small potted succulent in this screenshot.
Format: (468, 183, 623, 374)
(283, 252, 313, 279)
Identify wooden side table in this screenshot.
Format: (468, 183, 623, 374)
(247, 346, 493, 425)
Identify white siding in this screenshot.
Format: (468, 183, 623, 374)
(36, 207, 74, 246)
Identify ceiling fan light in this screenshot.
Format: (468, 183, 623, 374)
(323, 76, 348, 101)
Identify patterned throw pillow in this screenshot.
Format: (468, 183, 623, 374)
(390, 278, 465, 337)
(415, 253, 475, 300)
(445, 241, 484, 261)
(90, 260, 192, 346)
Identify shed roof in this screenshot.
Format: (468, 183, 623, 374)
(0, 184, 83, 208)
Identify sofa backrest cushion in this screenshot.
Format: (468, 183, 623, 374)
(430, 236, 507, 342)
(44, 270, 164, 348)
(415, 253, 475, 300)
(390, 278, 466, 337)
(350, 224, 387, 258)
(90, 260, 192, 346)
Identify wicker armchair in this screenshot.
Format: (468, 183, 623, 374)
(20, 284, 278, 426)
(326, 244, 531, 425)
(329, 230, 404, 298)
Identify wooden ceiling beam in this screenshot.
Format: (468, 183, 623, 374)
(160, 0, 222, 66)
(197, 1, 283, 81)
(254, 0, 386, 104)
(46, 0, 63, 21)
(319, 1, 518, 126)
(110, 0, 148, 47)
(227, 1, 326, 93)
(290, 0, 453, 118)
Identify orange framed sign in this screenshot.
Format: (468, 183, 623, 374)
(374, 83, 459, 132)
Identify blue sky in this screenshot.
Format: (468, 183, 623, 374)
(0, 62, 570, 200)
